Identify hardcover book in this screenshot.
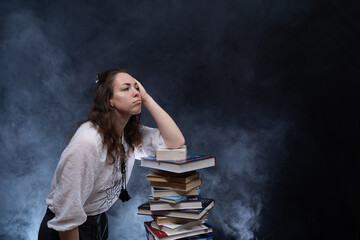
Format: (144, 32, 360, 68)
(150, 178, 202, 191)
(149, 196, 202, 211)
(152, 169, 197, 177)
(141, 154, 215, 173)
(156, 145, 187, 161)
(138, 198, 215, 220)
(151, 187, 200, 198)
(152, 215, 207, 225)
(149, 194, 187, 204)
(158, 219, 205, 234)
(188, 233, 213, 240)
(146, 226, 156, 240)
(146, 171, 199, 184)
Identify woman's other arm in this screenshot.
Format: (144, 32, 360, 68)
(58, 227, 79, 240)
(137, 81, 185, 148)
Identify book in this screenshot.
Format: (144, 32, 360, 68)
(149, 196, 202, 211)
(141, 154, 216, 173)
(154, 220, 204, 235)
(147, 228, 212, 240)
(152, 215, 207, 225)
(146, 172, 199, 183)
(150, 178, 202, 191)
(138, 198, 215, 220)
(147, 172, 199, 184)
(188, 233, 213, 240)
(149, 194, 187, 204)
(151, 187, 200, 198)
(146, 226, 156, 240)
(152, 169, 197, 177)
(156, 145, 187, 161)
(144, 221, 212, 240)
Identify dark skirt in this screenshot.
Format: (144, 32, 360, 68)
(38, 208, 108, 240)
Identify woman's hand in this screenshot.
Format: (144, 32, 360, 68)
(134, 79, 150, 103)
(58, 227, 79, 240)
(139, 83, 185, 148)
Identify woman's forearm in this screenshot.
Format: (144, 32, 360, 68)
(143, 94, 185, 148)
(58, 227, 79, 240)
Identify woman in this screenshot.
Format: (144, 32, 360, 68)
(38, 69, 185, 240)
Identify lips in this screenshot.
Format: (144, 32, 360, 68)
(133, 100, 142, 104)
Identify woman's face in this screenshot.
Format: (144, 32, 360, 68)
(109, 72, 142, 115)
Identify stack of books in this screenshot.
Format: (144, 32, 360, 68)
(138, 147, 216, 240)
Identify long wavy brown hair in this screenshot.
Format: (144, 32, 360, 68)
(87, 69, 142, 164)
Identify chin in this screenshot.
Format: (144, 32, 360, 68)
(130, 109, 141, 115)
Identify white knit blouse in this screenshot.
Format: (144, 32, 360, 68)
(46, 121, 166, 231)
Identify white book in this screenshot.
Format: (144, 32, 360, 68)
(160, 219, 205, 234)
(156, 145, 187, 161)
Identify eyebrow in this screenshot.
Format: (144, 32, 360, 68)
(121, 82, 138, 86)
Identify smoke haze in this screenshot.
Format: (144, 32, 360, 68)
(1, 0, 359, 239)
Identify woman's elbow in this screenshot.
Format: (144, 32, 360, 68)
(165, 138, 185, 149)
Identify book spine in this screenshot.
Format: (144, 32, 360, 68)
(147, 172, 199, 184)
(150, 181, 187, 190)
(150, 178, 202, 191)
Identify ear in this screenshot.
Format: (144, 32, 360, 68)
(109, 100, 114, 107)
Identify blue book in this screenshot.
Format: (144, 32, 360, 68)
(188, 232, 213, 240)
(149, 193, 187, 203)
(141, 154, 216, 173)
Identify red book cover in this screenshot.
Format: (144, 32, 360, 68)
(144, 222, 168, 237)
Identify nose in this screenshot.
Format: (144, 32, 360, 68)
(132, 87, 140, 97)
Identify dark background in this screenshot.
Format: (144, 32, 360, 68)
(0, 0, 359, 239)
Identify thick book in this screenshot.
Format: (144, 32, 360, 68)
(149, 196, 202, 211)
(156, 145, 187, 161)
(138, 198, 215, 220)
(141, 154, 216, 173)
(152, 215, 207, 225)
(144, 221, 212, 240)
(147, 172, 199, 184)
(154, 220, 205, 235)
(150, 178, 202, 191)
(151, 187, 200, 198)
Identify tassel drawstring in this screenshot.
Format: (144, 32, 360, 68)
(119, 161, 131, 202)
(118, 144, 131, 202)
